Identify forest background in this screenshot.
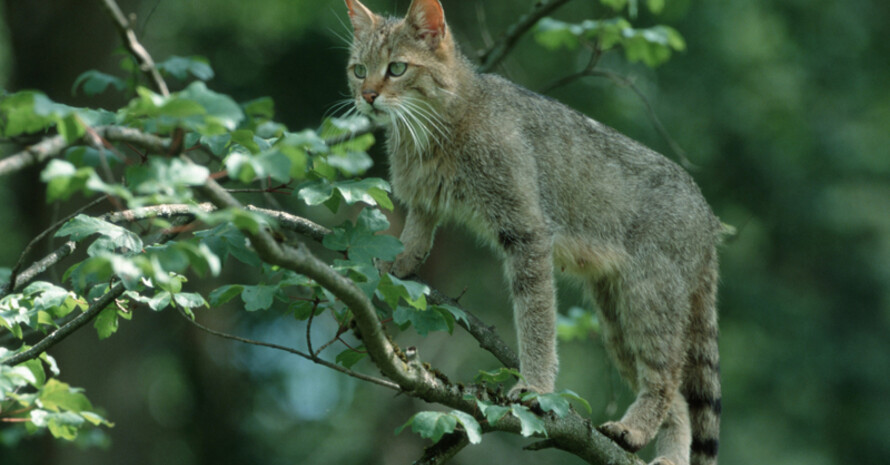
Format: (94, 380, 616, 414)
(1, 0, 888, 464)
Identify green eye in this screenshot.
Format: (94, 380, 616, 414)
(388, 62, 407, 77)
(353, 64, 367, 79)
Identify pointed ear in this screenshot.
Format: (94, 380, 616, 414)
(405, 0, 446, 49)
(345, 0, 378, 35)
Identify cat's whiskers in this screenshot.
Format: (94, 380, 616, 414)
(393, 106, 427, 162)
(400, 97, 448, 143)
(324, 98, 358, 120)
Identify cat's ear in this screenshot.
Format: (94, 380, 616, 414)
(345, 0, 378, 35)
(405, 0, 446, 49)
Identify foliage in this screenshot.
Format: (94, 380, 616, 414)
(0, 47, 403, 442)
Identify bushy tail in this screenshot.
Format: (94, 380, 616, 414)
(683, 252, 721, 465)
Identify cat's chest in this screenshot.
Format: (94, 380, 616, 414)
(389, 148, 479, 223)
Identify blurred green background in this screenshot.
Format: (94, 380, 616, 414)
(1, 0, 889, 464)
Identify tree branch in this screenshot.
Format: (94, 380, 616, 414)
(414, 432, 470, 465)
(100, 0, 169, 97)
(478, 0, 575, 73)
(0, 282, 126, 366)
(175, 307, 400, 391)
(194, 168, 643, 465)
(3, 197, 105, 297)
(426, 286, 519, 370)
(0, 125, 172, 177)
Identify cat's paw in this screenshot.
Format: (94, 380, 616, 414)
(598, 421, 649, 452)
(507, 380, 551, 400)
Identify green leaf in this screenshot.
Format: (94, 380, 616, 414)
(195, 222, 262, 267)
(0, 91, 56, 137)
(475, 399, 511, 426)
(449, 410, 483, 444)
(93, 306, 119, 340)
(21, 358, 47, 388)
(557, 389, 593, 414)
(511, 404, 547, 437)
(396, 411, 458, 444)
(474, 367, 522, 384)
(297, 180, 335, 206)
(231, 129, 261, 154)
(241, 284, 278, 311)
(39, 379, 92, 413)
(158, 97, 206, 118)
(208, 284, 244, 307)
(243, 97, 275, 121)
(377, 274, 429, 309)
(336, 178, 394, 211)
(72, 70, 127, 96)
(148, 291, 172, 311)
(298, 178, 393, 211)
(434, 304, 469, 329)
(41, 160, 95, 202)
(55, 113, 85, 143)
(323, 211, 403, 265)
(393, 305, 450, 336)
(178, 81, 243, 131)
(55, 214, 143, 254)
(325, 150, 373, 176)
(523, 392, 571, 417)
(157, 55, 215, 81)
(173, 292, 208, 309)
(335, 348, 368, 368)
(40, 410, 85, 440)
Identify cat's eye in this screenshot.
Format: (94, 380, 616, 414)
(353, 64, 367, 79)
(388, 62, 408, 77)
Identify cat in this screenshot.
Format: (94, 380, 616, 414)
(343, 1, 722, 464)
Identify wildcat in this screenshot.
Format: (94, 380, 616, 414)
(343, 1, 722, 464)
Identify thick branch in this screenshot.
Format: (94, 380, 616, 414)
(195, 173, 641, 465)
(478, 0, 575, 73)
(196, 175, 427, 390)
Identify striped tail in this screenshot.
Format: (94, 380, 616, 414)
(683, 251, 721, 465)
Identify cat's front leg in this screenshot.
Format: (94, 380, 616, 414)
(382, 207, 438, 278)
(498, 226, 559, 396)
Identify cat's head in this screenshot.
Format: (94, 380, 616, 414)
(344, 0, 465, 151)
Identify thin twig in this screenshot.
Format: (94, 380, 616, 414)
(9, 241, 78, 294)
(176, 307, 399, 391)
(0, 283, 126, 366)
(3, 197, 105, 297)
(478, 0, 575, 73)
(590, 69, 697, 170)
(0, 125, 172, 178)
(541, 64, 697, 170)
(100, 0, 169, 96)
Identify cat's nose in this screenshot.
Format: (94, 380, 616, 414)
(362, 90, 379, 105)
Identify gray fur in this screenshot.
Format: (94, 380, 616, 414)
(344, 1, 722, 464)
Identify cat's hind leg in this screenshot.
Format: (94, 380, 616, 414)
(598, 268, 688, 452)
(649, 393, 692, 465)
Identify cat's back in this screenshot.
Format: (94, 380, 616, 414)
(457, 73, 720, 256)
